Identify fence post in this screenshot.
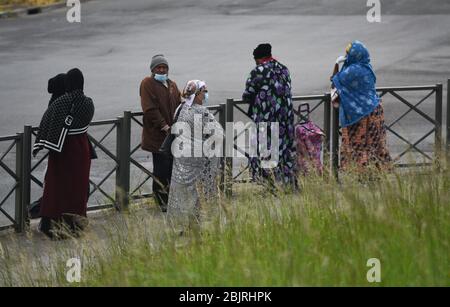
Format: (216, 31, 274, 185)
(331, 106, 340, 180)
(435, 84, 443, 165)
(17, 126, 31, 233)
(446, 79, 450, 161)
(323, 93, 331, 176)
(225, 99, 234, 197)
(116, 113, 131, 210)
(14, 133, 24, 233)
(219, 103, 226, 193)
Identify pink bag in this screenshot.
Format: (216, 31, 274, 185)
(295, 104, 325, 175)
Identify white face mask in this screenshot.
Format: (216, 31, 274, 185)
(203, 92, 209, 103)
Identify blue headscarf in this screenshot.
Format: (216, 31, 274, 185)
(332, 41, 380, 127)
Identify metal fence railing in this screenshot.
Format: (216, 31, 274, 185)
(0, 104, 226, 233)
(0, 134, 26, 232)
(126, 104, 226, 204)
(0, 80, 448, 233)
(224, 94, 332, 195)
(330, 84, 445, 174)
(376, 84, 442, 167)
(224, 83, 446, 194)
(28, 119, 123, 216)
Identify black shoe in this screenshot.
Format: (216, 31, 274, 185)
(38, 217, 54, 239)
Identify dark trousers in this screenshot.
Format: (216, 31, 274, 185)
(152, 153, 173, 210)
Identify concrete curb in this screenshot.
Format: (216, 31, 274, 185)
(0, 0, 91, 19)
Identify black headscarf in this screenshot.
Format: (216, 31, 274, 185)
(65, 68, 84, 92)
(47, 73, 66, 106)
(253, 43, 272, 60)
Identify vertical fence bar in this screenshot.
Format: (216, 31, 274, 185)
(331, 107, 340, 179)
(20, 126, 31, 232)
(14, 133, 24, 233)
(323, 93, 331, 176)
(116, 114, 131, 211)
(122, 112, 131, 208)
(115, 117, 123, 210)
(435, 84, 443, 164)
(225, 99, 234, 197)
(446, 79, 450, 161)
(219, 103, 226, 193)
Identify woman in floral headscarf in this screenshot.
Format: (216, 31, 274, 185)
(167, 80, 223, 231)
(331, 41, 391, 173)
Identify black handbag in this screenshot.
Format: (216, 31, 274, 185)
(159, 133, 176, 156)
(159, 104, 183, 156)
(88, 137, 98, 159)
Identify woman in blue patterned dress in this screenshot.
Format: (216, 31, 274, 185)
(242, 43, 297, 189)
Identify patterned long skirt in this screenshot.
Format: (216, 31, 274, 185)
(340, 104, 392, 172)
(167, 157, 219, 231)
(249, 122, 297, 188)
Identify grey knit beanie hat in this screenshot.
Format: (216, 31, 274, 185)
(150, 54, 169, 71)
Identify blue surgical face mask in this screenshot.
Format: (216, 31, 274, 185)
(154, 74, 168, 83)
(203, 92, 209, 104)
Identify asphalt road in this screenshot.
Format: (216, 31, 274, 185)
(0, 0, 449, 226)
(0, 0, 449, 134)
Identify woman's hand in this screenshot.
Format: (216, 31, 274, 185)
(32, 148, 40, 158)
(335, 55, 347, 64)
(182, 81, 197, 98)
(331, 87, 340, 109)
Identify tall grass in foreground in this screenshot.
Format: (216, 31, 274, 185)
(0, 168, 448, 286)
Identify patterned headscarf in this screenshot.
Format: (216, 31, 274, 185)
(332, 41, 380, 127)
(182, 80, 207, 106)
